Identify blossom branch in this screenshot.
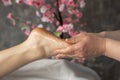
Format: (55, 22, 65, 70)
(56, 0, 63, 25)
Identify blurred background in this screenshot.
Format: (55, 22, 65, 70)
(0, 0, 120, 80)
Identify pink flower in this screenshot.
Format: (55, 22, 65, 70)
(7, 13, 16, 26)
(57, 23, 74, 33)
(7, 12, 13, 19)
(24, 29, 31, 36)
(36, 11, 41, 17)
(57, 26, 63, 32)
(31, 24, 37, 29)
(69, 30, 78, 37)
(80, 0, 86, 8)
(61, 0, 67, 4)
(49, 18, 54, 23)
(27, 0, 34, 6)
(16, 0, 23, 4)
(67, 9, 73, 14)
(3, 0, 86, 37)
(59, 4, 65, 12)
(67, 23, 74, 30)
(16, 0, 34, 5)
(76, 12, 83, 18)
(41, 16, 49, 22)
(2, 0, 12, 6)
(40, 6, 48, 14)
(51, 8, 55, 13)
(64, 17, 71, 23)
(56, 21, 60, 25)
(44, 11, 51, 17)
(72, 9, 79, 14)
(32, 0, 45, 8)
(67, 0, 75, 6)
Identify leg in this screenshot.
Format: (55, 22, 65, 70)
(0, 28, 69, 77)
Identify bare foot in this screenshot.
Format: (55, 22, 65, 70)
(24, 28, 69, 60)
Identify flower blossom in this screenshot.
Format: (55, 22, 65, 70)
(40, 6, 48, 14)
(80, 0, 86, 8)
(36, 11, 41, 17)
(67, 0, 75, 6)
(24, 29, 31, 36)
(57, 23, 74, 33)
(3, 0, 86, 38)
(37, 24, 44, 28)
(2, 0, 12, 6)
(33, 0, 45, 8)
(16, 0, 23, 4)
(69, 30, 78, 37)
(7, 13, 16, 26)
(41, 16, 50, 22)
(61, 0, 67, 4)
(59, 4, 65, 12)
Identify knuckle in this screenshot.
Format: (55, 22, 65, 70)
(68, 38, 76, 43)
(74, 45, 79, 50)
(79, 33, 90, 40)
(78, 43, 84, 49)
(83, 35, 90, 41)
(79, 47, 84, 51)
(67, 46, 73, 52)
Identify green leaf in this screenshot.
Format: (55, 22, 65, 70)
(53, 32, 61, 37)
(21, 26, 28, 30)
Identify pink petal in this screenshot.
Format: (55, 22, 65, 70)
(24, 29, 31, 36)
(56, 26, 64, 32)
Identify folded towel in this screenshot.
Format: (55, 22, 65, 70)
(2, 59, 100, 80)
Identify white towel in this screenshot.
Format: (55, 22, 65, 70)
(1, 59, 100, 80)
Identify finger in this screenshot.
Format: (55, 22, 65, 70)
(56, 50, 85, 59)
(55, 44, 79, 55)
(59, 51, 84, 59)
(56, 54, 76, 59)
(54, 46, 73, 54)
(66, 32, 87, 44)
(55, 54, 66, 59)
(68, 52, 84, 59)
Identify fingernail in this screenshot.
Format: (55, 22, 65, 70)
(65, 38, 68, 41)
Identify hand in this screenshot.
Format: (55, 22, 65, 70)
(55, 32, 106, 59)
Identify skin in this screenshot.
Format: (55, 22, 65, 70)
(1, 28, 120, 77)
(100, 30, 120, 40)
(0, 28, 69, 78)
(55, 31, 120, 61)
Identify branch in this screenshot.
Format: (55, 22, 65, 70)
(56, 0, 63, 25)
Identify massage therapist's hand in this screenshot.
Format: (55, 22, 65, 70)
(55, 32, 106, 59)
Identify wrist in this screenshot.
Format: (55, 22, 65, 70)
(98, 37, 107, 56)
(99, 31, 107, 38)
(103, 38, 113, 57)
(102, 38, 112, 57)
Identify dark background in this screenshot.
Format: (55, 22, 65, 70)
(0, 0, 120, 80)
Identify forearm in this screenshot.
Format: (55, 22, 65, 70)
(0, 42, 37, 77)
(104, 38, 120, 61)
(99, 30, 120, 41)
